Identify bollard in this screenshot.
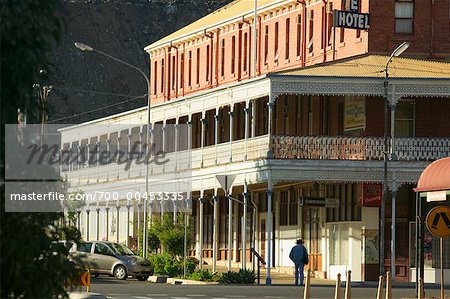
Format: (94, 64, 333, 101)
(344, 270, 351, 299)
(334, 273, 341, 299)
(303, 269, 311, 299)
(417, 277, 424, 299)
(385, 271, 391, 299)
(376, 275, 384, 299)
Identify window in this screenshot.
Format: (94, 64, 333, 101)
(153, 60, 157, 94)
(231, 36, 236, 74)
(279, 191, 298, 226)
(94, 243, 114, 256)
(180, 53, 184, 89)
(196, 48, 200, 85)
(160, 59, 165, 93)
(243, 33, 248, 72)
(321, 6, 325, 49)
(308, 11, 314, 53)
(78, 242, 92, 253)
(395, 0, 414, 34)
(285, 18, 290, 60)
(221, 39, 225, 77)
(171, 55, 176, 90)
(188, 51, 192, 86)
(274, 22, 279, 62)
(206, 45, 210, 81)
(356, 0, 362, 38)
(264, 25, 269, 64)
(296, 15, 302, 57)
(327, 3, 333, 46)
(395, 100, 415, 137)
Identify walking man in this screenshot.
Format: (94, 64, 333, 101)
(289, 239, 309, 286)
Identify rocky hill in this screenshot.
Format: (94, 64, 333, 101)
(48, 0, 232, 124)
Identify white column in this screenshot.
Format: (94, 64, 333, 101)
(96, 207, 100, 241)
(229, 106, 234, 162)
(243, 181, 249, 269)
(266, 180, 273, 285)
(126, 204, 131, 247)
(213, 190, 219, 273)
(105, 207, 110, 241)
(228, 189, 233, 271)
(244, 102, 250, 161)
(233, 196, 239, 263)
(214, 109, 219, 165)
(199, 194, 204, 269)
(251, 100, 256, 138)
(137, 203, 141, 250)
(267, 98, 275, 158)
(86, 208, 91, 241)
(200, 113, 206, 167)
(116, 205, 120, 243)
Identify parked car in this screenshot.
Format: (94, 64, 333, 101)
(69, 241, 153, 281)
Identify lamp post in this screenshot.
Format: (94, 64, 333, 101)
(74, 42, 151, 258)
(382, 41, 410, 279)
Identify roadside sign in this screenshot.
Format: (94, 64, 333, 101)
(427, 191, 447, 202)
(333, 10, 370, 30)
(300, 197, 339, 208)
(426, 206, 450, 238)
(216, 175, 236, 193)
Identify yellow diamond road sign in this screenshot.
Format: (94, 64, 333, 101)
(426, 206, 450, 238)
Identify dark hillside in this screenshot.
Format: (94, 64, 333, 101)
(48, 0, 232, 123)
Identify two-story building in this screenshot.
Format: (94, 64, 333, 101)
(62, 0, 450, 283)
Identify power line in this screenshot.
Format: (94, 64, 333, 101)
(48, 94, 146, 123)
(53, 86, 144, 98)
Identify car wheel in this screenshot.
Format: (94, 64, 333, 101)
(113, 265, 127, 280)
(137, 276, 149, 281)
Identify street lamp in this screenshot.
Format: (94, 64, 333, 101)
(74, 42, 152, 259)
(381, 41, 410, 280)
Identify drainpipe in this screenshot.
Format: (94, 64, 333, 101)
(322, 0, 328, 63)
(430, 0, 434, 57)
(297, 0, 307, 67)
(182, 43, 186, 97)
(258, 15, 262, 75)
(205, 30, 214, 88)
(238, 22, 244, 81)
(215, 28, 220, 87)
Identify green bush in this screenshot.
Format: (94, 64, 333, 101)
(219, 269, 256, 284)
(149, 253, 183, 277)
(185, 257, 198, 274)
(188, 269, 214, 282)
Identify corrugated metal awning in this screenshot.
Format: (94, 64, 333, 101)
(414, 157, 450, 193)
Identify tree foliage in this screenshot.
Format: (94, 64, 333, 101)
(0, 0, 82, 298)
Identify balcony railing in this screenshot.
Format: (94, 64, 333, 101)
(273, 136, 450, 161)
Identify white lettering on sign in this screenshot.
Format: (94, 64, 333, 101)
(334, 10, 370, 30)
(350, 0, 359, 11)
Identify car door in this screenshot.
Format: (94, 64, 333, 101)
(71, 242, 93, 269)
(92, 242, 117, 274)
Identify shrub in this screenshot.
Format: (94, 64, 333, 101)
(149, 253, 183, 277)
(188, 269, 214, 282)
(219, 269, 256, 284)
(185, 257, 198, 274)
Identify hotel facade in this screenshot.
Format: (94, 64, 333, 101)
(62, 0, 450, 283)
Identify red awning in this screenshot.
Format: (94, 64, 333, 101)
(414, 157, 450, 193)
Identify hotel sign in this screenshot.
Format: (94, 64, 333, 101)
(332, 0, 370, 30)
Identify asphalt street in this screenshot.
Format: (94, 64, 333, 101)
(86, 277, 447, 299)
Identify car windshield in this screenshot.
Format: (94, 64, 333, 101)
(110, 243, 134, 255)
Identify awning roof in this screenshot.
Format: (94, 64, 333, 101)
(272, 55, 450, 79)
(415, 157, 450, 193)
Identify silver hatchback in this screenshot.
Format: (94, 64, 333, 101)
(70, 241, 153, 280)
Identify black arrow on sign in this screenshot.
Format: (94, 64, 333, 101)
(431, 212, 450, 230)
